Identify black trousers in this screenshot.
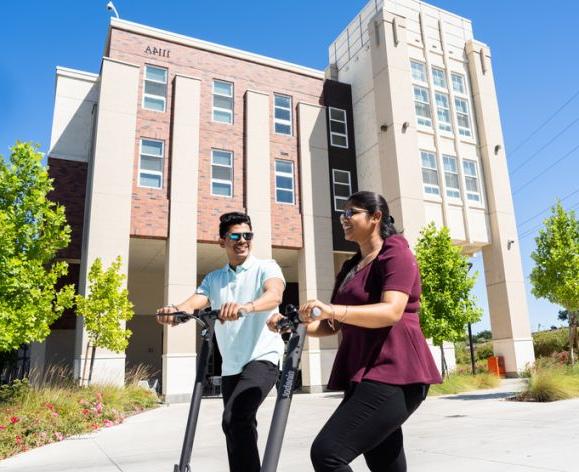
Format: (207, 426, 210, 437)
(221, 360, 279, 472)
(311, 381, 428, 472)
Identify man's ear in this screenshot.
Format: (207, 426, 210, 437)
(219, 238, 225, 248)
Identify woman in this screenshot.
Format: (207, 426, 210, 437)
(270, 191, 441, 471)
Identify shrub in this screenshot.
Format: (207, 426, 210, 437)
(533, 329, 568, 358)
(518, 363, 579, 402)
(475, 342, 494, 361)
(429, 372, 500, 396)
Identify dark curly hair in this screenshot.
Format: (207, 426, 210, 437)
(219, 212, 252, 239)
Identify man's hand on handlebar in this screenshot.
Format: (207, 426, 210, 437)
(266, 313, 290, 334)
(155, 305, 180, 326)
(218, 302, 248, 323)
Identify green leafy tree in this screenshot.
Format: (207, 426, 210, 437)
(0, 143, 75, 352)
(530, 202, 579, 363)
(474, 329, 492, 343)
(75, 256, 134, 385)
(415, 223, 483, 376)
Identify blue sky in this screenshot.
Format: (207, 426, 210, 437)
(1, 1, 577, 334)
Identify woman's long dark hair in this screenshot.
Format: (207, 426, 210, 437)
(347, 191, 398, 239)
(331, 191, 398, 302)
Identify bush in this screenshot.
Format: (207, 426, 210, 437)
(518, 362, 579, 402)
(475, 342, 494, 361)
(533, 329, 568, 358)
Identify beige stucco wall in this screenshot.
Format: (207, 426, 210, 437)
(245, 90, 273, 259)
(162, 75, 202, 400)
(49, 68, 99, 163)
(75, 58, 140, 385)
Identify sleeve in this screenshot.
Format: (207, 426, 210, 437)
(380, 245, 418, 295)
(261, 259, 286, 287)
(195, 273, 212, 300)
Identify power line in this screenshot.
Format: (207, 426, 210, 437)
(509, 88, 579, 157)
(512, 142, 579, 195)
(519, 200, 579, 240)
(517, 187, 579, 229)
(510, 116, 579, 176)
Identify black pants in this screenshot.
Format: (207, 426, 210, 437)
(311, 381, 428, 472)
(221, 360, 279, 472)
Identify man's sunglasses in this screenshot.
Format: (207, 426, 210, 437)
(227, 232, 254, 241)
(340, 208, 369, 220)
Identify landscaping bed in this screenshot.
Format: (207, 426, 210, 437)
(0, 377, 159, 459)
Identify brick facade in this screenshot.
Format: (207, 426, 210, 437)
(48, 158, 87, 260)
(109, 28, 324, 247)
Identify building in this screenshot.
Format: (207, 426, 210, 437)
(37, 0, 534, 401)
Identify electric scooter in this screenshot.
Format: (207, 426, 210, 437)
(167, 304, 319, 472)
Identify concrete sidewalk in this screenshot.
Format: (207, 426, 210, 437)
(1, 379, 577, 471)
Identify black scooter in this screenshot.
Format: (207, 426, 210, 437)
(167, 304, 318, 472)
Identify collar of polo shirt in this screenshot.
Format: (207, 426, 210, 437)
(227, 254, 256, 273)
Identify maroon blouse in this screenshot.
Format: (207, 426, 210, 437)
(327, 234, 442, 390)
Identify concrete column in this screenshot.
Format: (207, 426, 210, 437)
(368, 10, 425, 247)
(162, 75, 202, 402)
(245, 90, 272, 259)
(75, 58, 140, 385)
(466, 41, 535, 374)
(297, 103, 337, 392)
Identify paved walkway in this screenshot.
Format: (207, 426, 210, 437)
(1, 379, 578, 471)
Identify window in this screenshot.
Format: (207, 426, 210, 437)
(432, 67, 447, 89)
(451, 73, 466, 94)
(275, 160, 295, 204)
(455, 97, 472, 137)
(211, 149, 233, 197)
(143, 65, 167, 112)
(463, 160, 481, 202)
(274, 94, 292, 135)
(332, 169, 352, 211)
(443, 155, 461, 199)
(420, 151, 440, 196)
(410, 61, 427, 83)
(139, 139, 164, 188)
(329, 107, 348, 148)
(413, 86, 432, 128)
(212, 80, 234, 124)
(435, 92, 452, 133)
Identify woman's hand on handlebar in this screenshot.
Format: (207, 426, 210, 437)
(155, 305, 179, 326)
(299, 300, 332, 323)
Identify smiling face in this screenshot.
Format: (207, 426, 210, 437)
(219, 223, 253, 265)
(340, 203, 382, 243)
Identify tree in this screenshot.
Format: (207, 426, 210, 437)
(0, 143, 75, 352)
(530, 202, 579, 363)
(415, 223, 483, 377)
(75, 256, 134, 385)
(474, 330, 492, 343)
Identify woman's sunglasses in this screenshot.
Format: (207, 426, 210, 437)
(339, 208, 369, 220)
(227, 232, 254, 241)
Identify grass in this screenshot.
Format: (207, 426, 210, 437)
(517, 360, 579, 402)
(0, 365, 159, 459)
(428, 372, 501, 396)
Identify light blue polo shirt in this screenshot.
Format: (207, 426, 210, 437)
(196, 255, 285, 376)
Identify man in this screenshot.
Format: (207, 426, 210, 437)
(156, 211, 285, 472)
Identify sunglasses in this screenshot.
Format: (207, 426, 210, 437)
(340, 208, 369, 220)
(227, 232, 254, 241)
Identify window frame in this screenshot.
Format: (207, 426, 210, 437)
(435, 92, 453, 133)
(431, 66, 447, 89)
(420, 151, 441, 197)
(454, 97, 473, 137)
(328, 107, 349, 149)
(138, 138, 164, 189)
(210, 148, 234, 197)
(443, 155, 461, 199)
(274, 159, 295, 205)
(212, 79, 234, 124)
(463, 159, 482, 203)
(273, 94, 293, 136)
(142, 65, 167, 113)
(413, 85, 432, 128)
(332, 169, 352, 212)
(410, 60, 427, 83)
